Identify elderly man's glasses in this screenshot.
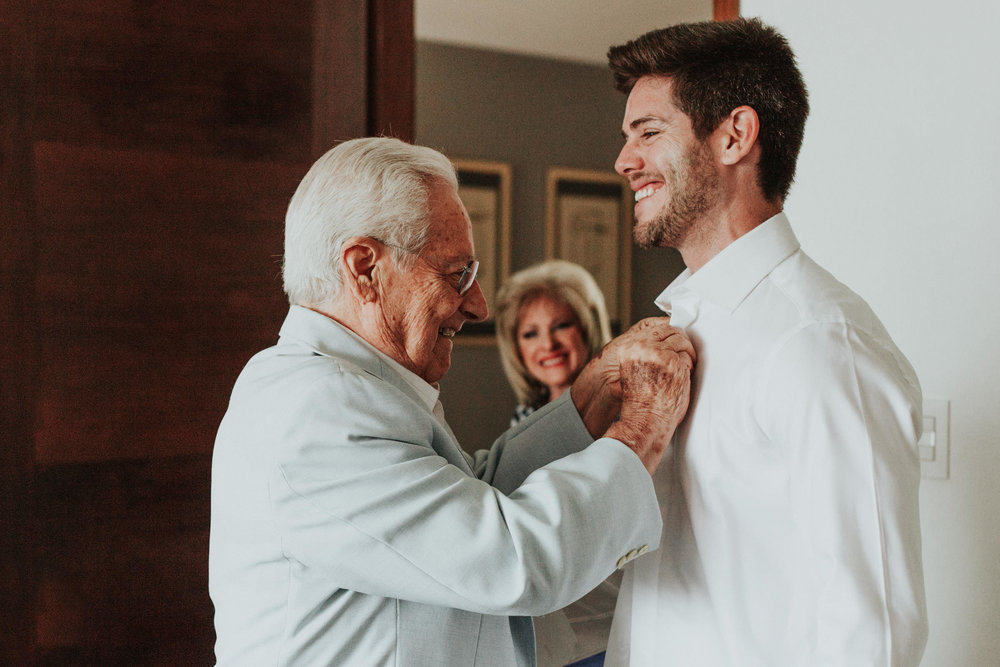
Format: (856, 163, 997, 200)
(375, 238, 480, 296)
(452, 260, 480, 296)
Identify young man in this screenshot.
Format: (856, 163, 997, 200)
(605, 18, 927, 666)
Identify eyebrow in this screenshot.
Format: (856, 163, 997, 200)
(436, 255, 476, 272)
(421, 244, 475, 267)
(621, 115, 668, 138)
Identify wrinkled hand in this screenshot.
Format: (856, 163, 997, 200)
(572, 318, 695, 474)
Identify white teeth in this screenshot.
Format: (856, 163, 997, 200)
(635, 185, 658, 202)
(439, 328, 456, 338)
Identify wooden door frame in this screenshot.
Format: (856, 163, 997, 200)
(0, 0, 413, 662)
(714, 0, 740, 20)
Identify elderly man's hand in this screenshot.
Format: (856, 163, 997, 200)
(572, 318, 695, 474)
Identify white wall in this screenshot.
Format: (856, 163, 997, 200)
(741, 1, 1000, 664)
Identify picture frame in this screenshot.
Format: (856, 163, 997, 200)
(545, 167, 633, 330)
(451, 158, 512, 341)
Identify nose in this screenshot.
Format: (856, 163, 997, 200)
(540, 330, 561, 350)
(615, 141, 641, 176)
(460, 279, 489, 323)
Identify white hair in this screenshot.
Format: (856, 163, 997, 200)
(282, 137, 459, 305)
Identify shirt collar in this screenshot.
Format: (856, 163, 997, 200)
(655, 212, 800, 318)
(278, 305, 440, 413)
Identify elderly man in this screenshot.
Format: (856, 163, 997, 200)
(605, 18, 927, 666)
(209, 137, 695, 666)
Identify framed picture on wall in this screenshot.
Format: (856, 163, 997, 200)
(545, 167, 633, 330)
(451, 159, 512, 340)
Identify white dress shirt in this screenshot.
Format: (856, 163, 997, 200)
(606, 214, 928, 666)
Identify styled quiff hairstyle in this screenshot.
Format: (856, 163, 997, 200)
(608, 17, 809, 202)
(495, 260, 612, 408)
(282, 137, 459, 305)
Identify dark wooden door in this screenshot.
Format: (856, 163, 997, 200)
(1, 1, 413, 663)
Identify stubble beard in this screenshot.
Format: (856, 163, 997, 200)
(633, 140, 720, 250)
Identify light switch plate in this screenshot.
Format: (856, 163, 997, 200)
(919, 398, 950, 480)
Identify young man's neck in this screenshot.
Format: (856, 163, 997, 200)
(679, 198, 782, 273)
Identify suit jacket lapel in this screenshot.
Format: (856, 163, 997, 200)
(278, 306, 476, 475)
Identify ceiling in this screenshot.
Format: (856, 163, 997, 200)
(415, 0, 714, 65)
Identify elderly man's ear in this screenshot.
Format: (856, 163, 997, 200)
(341, 237, 383, 303)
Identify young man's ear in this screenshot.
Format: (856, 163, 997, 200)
(340, 237, 383, 303)
(718, 105, 761, 166)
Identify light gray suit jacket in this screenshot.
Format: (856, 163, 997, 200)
(209, 306, 661, 666)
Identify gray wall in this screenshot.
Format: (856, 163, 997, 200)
(416, 41, 685, 449)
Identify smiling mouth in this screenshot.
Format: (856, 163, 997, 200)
(439, 327, 457, 338)
(539, 355, 568, 367)
(635, 184, 662, 202)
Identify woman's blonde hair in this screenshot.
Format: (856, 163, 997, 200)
(495, 260, 612, 407)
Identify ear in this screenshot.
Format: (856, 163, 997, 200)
(340, 236, 383, 303)
(718, 105, 760, 166)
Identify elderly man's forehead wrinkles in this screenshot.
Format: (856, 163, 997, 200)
(422, 237, 476, 270)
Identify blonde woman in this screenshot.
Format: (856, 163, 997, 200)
(495, 260, 617, 667)
(496, 260, 612, 425)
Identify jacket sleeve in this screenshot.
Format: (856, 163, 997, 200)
(467, 390, 599, 494)
(269, 368, 661, 617)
